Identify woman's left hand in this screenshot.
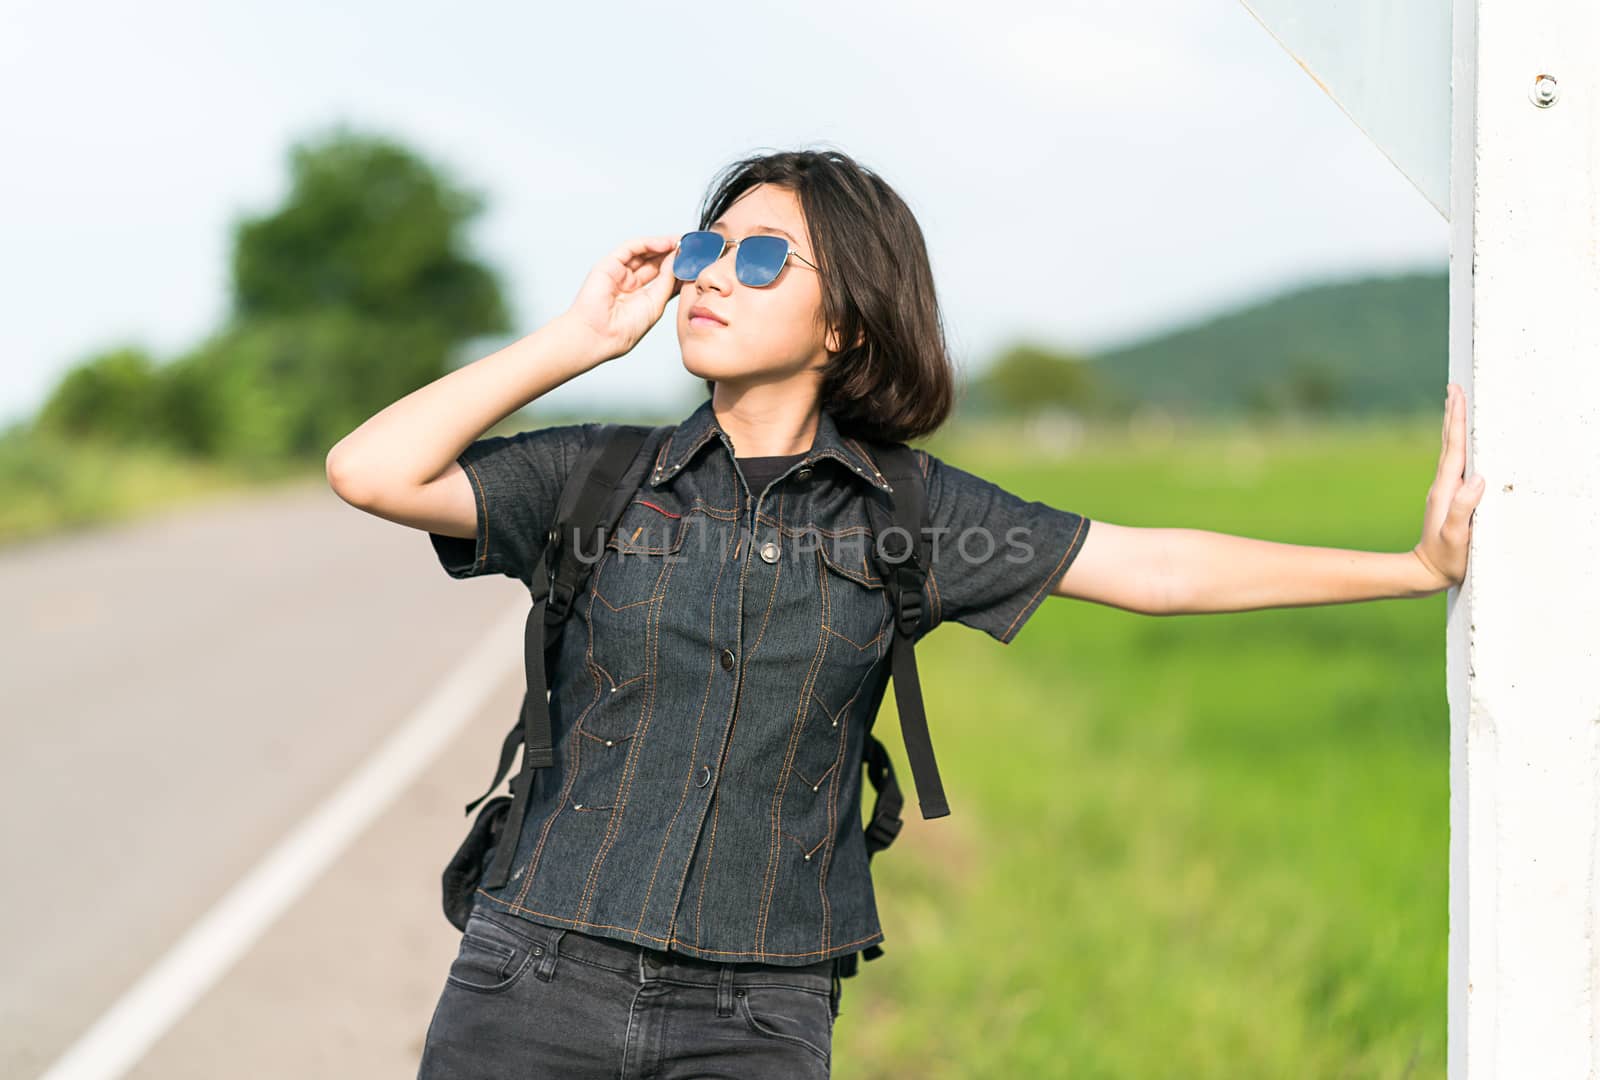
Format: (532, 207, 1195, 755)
(1411, 382, 1487, 593)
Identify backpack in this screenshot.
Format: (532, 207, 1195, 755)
(441, 421, 949, 980)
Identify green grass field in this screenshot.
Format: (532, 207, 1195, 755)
(1, 412, 1451, 1076)
(0, 425, 316, 547)
(837, 415, 1449, 1079)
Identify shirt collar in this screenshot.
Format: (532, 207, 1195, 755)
(648, 396, 893, 494)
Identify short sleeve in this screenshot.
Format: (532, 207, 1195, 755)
(427, 423, 598, 587)
(914, 449, 1091, 644)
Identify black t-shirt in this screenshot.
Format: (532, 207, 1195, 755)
(735, 452, 808, 498)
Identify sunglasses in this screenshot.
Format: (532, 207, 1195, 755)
(671, 230, 820, 288)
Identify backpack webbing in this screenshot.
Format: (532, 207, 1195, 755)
(448, 425, 949, 981)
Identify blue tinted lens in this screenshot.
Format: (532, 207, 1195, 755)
(736, 235, 789, 287)
(673, 231, 726, 281)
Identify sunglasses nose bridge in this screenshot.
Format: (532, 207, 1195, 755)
(678, 232, 737, 285)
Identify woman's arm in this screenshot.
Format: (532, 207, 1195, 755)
(324, 314, 603, 516)
(1055, 523, 1447, 614)
(1053, 383, 1487, 615)
(324, 233, 683, 532)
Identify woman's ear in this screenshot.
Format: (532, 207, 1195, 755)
(825, 324, 866, 353)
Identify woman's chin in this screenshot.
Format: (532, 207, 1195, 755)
(681, 351, 741, 381)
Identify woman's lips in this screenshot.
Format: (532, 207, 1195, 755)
(690, 315, 726, 328)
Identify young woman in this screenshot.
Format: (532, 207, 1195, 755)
(327, 148, 1483, 1079)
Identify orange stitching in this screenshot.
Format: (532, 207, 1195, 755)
(586, 662, 647, 695)
(821, 620, 888, 652)
(1000, 514, 1085, 641)
(661, 530, 747, 946)
(808, 688, 841, 729)
(589, 579, 657, 612)
(789, 761, 837, 790)
(816, 547, 883, 589)
(694, 786, 722, 946)
(756, 518, 871, 539)
(817, 665, 848, 954)
(758, 545, 831, 948)
(743, 530, 784, 658)
(473, 890, 884, 958)
(841, 436, 885, 483)
(577, 727, 635, 746)
(605, 513, 686, 555)
(694, 538, 766, 945)
(515, 586, 607, 908)
(779, 830, 829, 860)
(578, 527, 679, 918)
(575, 689, 641, 917)
(631, 532, 729, 935)
(687, 498, 739, 519)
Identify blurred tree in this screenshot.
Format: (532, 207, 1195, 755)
(230, 123, 510, 337)
(180, 123, 513, 463)
(165, 310, 449, 462)
(28, 124, 513, 466)
(974, 343, 1105, 417)
(35, 346, 169, 447)
(1242, 354, 1348, 420)
(1282, 354, 1346, 414)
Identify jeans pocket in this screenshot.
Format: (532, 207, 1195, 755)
(736, 983, 834, 1067)
(445, 912, 545, 994)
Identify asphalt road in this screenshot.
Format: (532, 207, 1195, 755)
(1, 479, 532, 1078)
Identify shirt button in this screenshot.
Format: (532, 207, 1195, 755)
(759, 541, 780, 564)
(794, 465, 813, 481)
(696, 765, 711, 787)
(720, 648, 735, 671)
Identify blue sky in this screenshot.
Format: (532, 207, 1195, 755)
(0, 0, 1447, 427)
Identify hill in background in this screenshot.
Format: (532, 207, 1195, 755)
(969, 268, 1448, 422)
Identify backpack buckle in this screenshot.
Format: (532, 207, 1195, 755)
(866, 811, 903, 851)
(892, 566, 924, 636)
(545, 578, 576, 622)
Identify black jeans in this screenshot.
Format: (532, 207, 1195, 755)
(417, 908, 843, 1078)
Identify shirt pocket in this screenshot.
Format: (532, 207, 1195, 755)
(784, 529, 892, 851)
(571, 497, 690, 813)
(584, 497, 689, 696)
(813, 527, 891, 657)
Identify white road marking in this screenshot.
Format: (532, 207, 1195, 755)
(37, 599, 528, 1080)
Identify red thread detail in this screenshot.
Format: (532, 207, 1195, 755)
(636, 499, 681, 519)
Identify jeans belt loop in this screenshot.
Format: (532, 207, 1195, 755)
(716, 964, 736, 1017)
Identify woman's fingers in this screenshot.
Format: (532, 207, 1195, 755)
(609, 235, 680, 277)
(1438, 383, 1468, 480)
(637, 235, 679, 268)
(1450, 386, 1465, 472)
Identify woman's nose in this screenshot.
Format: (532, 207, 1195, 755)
(695, 246, 737, 291)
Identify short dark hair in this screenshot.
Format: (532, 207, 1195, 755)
(694, 147, 957, 445)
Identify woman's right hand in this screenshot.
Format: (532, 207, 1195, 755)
(562, 234, 685, 362)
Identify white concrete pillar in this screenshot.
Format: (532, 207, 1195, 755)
(1448, 0, 1600, 1073)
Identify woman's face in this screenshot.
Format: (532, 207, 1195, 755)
(676, 183, 839, 387)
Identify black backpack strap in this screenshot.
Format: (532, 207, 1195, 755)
(832, 732, 899, 982)
(462, 423, 641, 819)
(830, 441, 936, 984)
(862, 442, 949, 821)
(475, 421, 672, 891)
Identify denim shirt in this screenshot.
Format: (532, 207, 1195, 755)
(428, 396, 1091, 967)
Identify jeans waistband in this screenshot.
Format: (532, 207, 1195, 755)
(478, 910, 837, 994)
